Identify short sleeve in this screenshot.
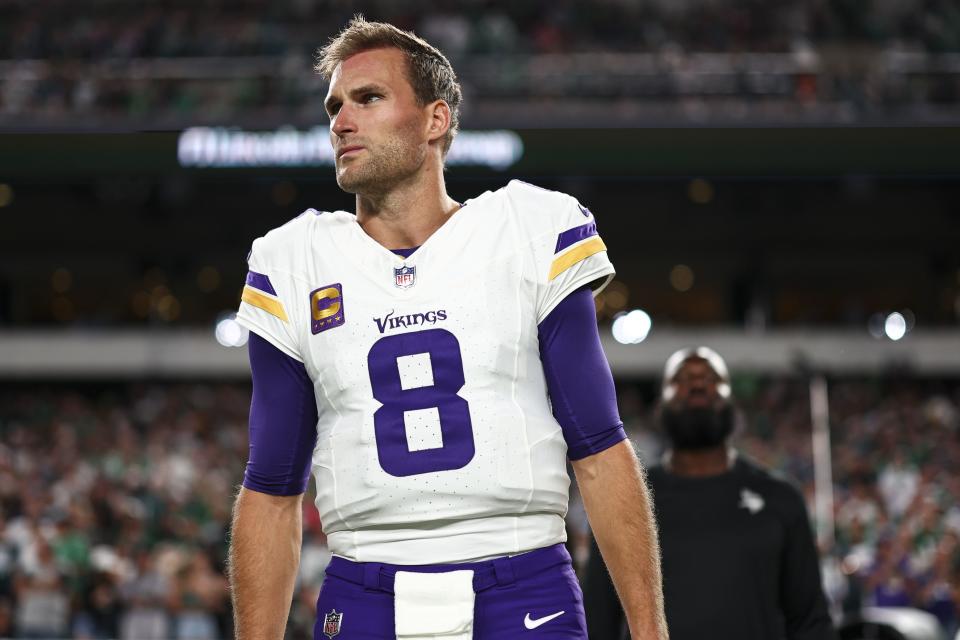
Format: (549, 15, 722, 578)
(534, 196, 615, 323)
(236, 238, 303, 361)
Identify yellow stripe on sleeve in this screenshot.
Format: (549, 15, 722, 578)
(548, 237, 607, 281)
(241, 285, 289, 322)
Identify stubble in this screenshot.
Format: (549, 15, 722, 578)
(335, 125, 426, 197)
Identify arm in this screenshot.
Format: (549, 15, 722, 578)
(538, 287, 667, 640)
(229, 487, 303, 640)
(573, 442, 667, 640)
(229, 331, 319, 640)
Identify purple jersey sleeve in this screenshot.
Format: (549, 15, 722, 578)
(538, 287, 626, 460)
(243, 331, 318, 495)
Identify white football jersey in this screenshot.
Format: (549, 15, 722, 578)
(237, 180, 614, 564)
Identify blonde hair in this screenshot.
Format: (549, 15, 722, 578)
(315, 15, 462, 155)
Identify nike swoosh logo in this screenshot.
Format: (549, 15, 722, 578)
(524, 611, 565, 630)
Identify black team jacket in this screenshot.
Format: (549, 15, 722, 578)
(583, 455, 837, 640)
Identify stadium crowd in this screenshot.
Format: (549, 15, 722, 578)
(4, 0, 960, 60)
(610, 375, 960, 637)
(1, 0, 958, 124)
(0, 376, 958, 639)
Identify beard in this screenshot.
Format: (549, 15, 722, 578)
(335, 129, 426, 196)
(660, 402, 734, 451)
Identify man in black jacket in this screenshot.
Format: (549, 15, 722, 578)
(584, 347, 837, 640)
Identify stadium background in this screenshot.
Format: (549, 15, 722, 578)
(1, 0, 959, 638)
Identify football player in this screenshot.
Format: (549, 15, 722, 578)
(228, 17, 667, 640)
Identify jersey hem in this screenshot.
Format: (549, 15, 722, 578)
(326, 513, 568, 564)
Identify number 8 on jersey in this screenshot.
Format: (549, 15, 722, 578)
(368, 328, 474, 477)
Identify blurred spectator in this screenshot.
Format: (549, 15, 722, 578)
(837, 471, 884, 537)
(864, 532, 915, 608)
(118, 548, 171, 640)
(878, 451, 919, 519)
(584, 350, 835, 640)
(13, 537, 70, 639)
(170, 548, 228, 640)
(73, 571, 121, 639)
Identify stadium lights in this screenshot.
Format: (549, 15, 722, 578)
(669, 264, 695, 292)
(884, 312, 907, 341)
(215, 313, 249, 348)
(611, 309, 652, 345)
(869, 310, 914, 341)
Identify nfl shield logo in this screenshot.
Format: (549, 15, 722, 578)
(394, 264, 416, 289)
(322, 610, 343, 638)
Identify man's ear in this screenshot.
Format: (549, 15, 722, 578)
(426, 100, 451, 145)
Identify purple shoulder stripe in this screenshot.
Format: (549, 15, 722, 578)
(245, 271, 277, 295)
(555, 220, 598, 254)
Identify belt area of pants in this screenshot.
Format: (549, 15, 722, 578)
(324, 543, 570, 595)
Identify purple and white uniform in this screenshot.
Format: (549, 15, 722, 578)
(237, 180, 625, 638)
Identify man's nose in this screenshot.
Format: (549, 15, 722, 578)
(331, 104, 357, 136)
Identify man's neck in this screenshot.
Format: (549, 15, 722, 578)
(663, 446, 735, 478)
(354, 166, 459, 250)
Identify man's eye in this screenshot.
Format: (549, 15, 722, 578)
(363, 94, 382, 103)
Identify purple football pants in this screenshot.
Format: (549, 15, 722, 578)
(314, 543, 587, 639)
